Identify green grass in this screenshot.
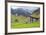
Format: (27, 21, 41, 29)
(11, 15, 40, 29)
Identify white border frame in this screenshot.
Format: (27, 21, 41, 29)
(7, 2, 43, 33)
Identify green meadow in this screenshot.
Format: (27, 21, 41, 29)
(11, 15, 40, 29)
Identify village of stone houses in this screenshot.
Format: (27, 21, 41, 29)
(11, 6, 40, 28)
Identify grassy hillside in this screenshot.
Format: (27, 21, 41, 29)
(32, 8, 40, 18)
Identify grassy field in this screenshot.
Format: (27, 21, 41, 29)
(11, 15, 40, 29)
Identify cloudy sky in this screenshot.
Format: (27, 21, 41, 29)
(11, 6, 40, 13)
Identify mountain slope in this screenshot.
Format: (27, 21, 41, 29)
(11, 8, 31, 17)
(32, 8, 40, 18)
